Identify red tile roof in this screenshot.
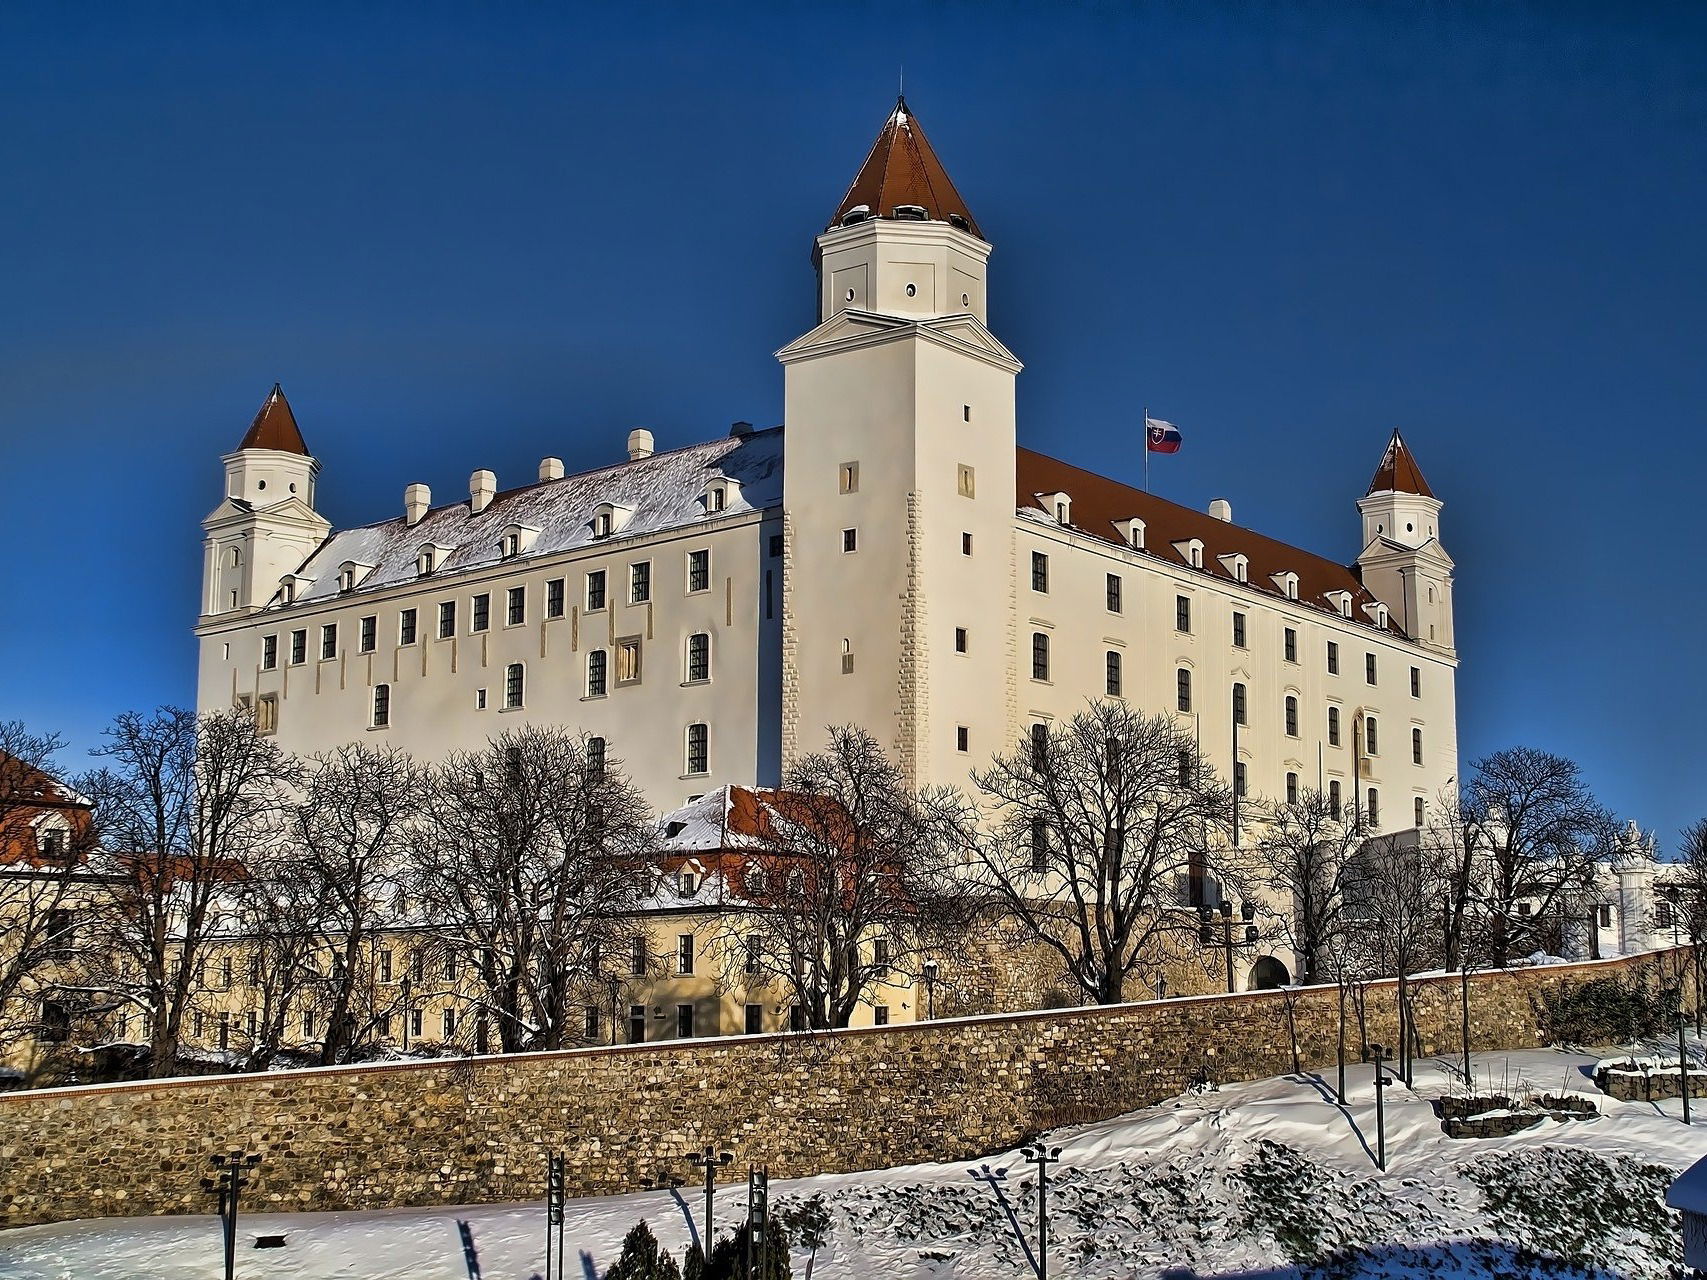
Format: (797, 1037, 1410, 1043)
(1015, 447, 1399, 634)
(829, 97, 983, 239)
(1365, 429, 1434, 498)
(238, 383, 310, 456)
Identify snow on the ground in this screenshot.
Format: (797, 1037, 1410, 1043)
(4, 1046, 1704, 1280)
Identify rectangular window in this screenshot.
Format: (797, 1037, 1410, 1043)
(688, 549, 710, 593)
(399, 608, 418, 645)
(956, 725, 969, 752)
(443, 953, 458, 981)
(1031, 551, 1049, 593)
(962, 532, 973, 555)
(471, 593, 490, 632)
(1327, 641, 1339, 675)
(1284, 695, 1299, 736)
(546, 578, 565, 618)
(1031, 631, 1050, 681)
(677, 933, 695, 975)
(1175, 595, 1191, 633)
(1410, 666, 1421, 698)
(842, 528, 858, 553)
(587, 570, 607, 611)
(628, 1005, 648, 1044)
(1235, 762, 1247, 798)
(1177, 749, 1192, 787)
(1412, 726, 1424, 765)
(839, 461, 859, 494)
(1106, 650, 1123, 697)
(687, 632, 711, 682)
(1284, 628, 1297, 663)
(262, 634, 278, 669)
(507, 585, 526, 626)
(1232, 612, 1247, 648)
(320, 623, 337, 660)
(359, 615, 376, 652)
(587, 735, 606, 777)
(372, 683, 391, 727)
(1328, 706, 1341, 746)
(1367, 789, 1380, 829)
(588, 649, 608, 696)
(954, 627, 968, 654)
(1030, 722, 1048, 765)
(1177, 668, 1192, 712)
(257, 693, 278, 735)
(1286, 772, 1299, 804)
(1329, 779, 1342, 820)
(1365, 715, 1378, 755)
(438, 601, 456, 639)
(475, 688, 488, 710)
(504, 663, 524, 708)
(957, 464, 976, 498)
(290, 628, 307, 664)
(1416, 796, 1427, 828)
(676, 1004, 695, 1038)
(745, 1003, 763, 1034)
(584, 1006, 600, 1041)
(410, 1008, 423, 1038)
(1233, 682, 1247, 726)
(442, 1009, 457, 1040)
(1366, 652, 1378, 685)
(616, 636, 642, 685)
(630, 562, 651, 604)
(1106, 574, 1122, 613)
(686, 723, 709, 775)
(378, 950, 393, 983)
(874, 1005, 890, 1026)
(631, 936, 647, 975)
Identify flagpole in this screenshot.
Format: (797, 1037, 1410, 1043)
(1143, 405, 1150, 494)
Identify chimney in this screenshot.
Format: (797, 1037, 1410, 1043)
(627, 428, 655, 461)
(404, 483, 431, 526)
(1208, 498, 1232, 523)
(538, 457, 564, 482)
(730, 420, 753, 437)
(470, 469, 496, 514)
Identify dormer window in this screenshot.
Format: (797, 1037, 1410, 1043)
(1365, 602, 1390, 629)
(336, 561, 372, 594)
(1040, 492, 1071, 525)
(1173, 538, 1205, 570)
(1326, 590, 1354, 619)
(593, 511, 612, 538)
(1273, 571, 1300, 600)
(498, 524, 540, 559)
(1119, 518, 1146, 549)
(592, 504, 634, 540)
(703, 478, 739, 514)
(279, 573, 310, 604)
(500, 533, 519, 558)
(1218, 553, 1249, 583)
(417, 547, 437, 577)
(708, 487, 726, 513)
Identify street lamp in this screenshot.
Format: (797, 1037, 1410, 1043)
(1020, 1143, 1063, 1280)
(400, 976, 413, 1052)
(922, 958, 939, 1020)
(544, 1152, 566, 1280)
(1367, 1044, 1391, 1170)
(200, 1149, 262, 1280)
(606, 973, 621, 1047)
(1199, 900, 1257, 993)
(683, 1145, 734, 1248)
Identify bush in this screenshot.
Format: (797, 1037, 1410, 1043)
(1538, 976, 1671, 1046)
(605, 1220, 681, 1280)
(699, 1220, 792, 1280)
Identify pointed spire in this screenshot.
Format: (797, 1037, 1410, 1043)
(829, 97, 983, 239)
(1366, 429, 1434, 499)
(238, 383, 310, 456)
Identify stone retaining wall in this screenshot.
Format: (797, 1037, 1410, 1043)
(0, 949, 1684, 1229)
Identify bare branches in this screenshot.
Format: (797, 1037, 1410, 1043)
(1250, 788, 1366, 987)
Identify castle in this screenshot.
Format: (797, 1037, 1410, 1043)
(196, 98, 1460, 863)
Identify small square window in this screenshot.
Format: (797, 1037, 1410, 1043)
(956, 726, 969, 753)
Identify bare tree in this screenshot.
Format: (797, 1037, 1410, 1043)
(1665, 819, 1707, 1027)
(406, 727, 656, 1053)
(969, 701, 1237, 1006)
(1344, 830, 1444, 1085)
(1253, 787, 1366, 988)
(1461, 747, 1617, 966)
(0, 722, 94, 1053)
(224, 860, 326, 1069)
(711, 725, 969, 1030)
(74, 706, 299, 1076)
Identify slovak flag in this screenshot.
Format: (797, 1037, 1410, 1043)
(1146, 416, 1183, 454)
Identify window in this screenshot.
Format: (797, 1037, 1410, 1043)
(1030, 722, 1048, 765)
(1326, 641, 1339, 675)
(358, 615, 376, 653)
(957, 464, 976, 498)
(442, 1009, 457, 1040)
(707, 485, 727, 513)
(476, 688, 487, 710)
(500, 532, 519, 559)
(789, 1007, 807, 1032)
(679, 632, 709, 682)
(504, 663, 524, 709)
(956, 726, 969, 752)
(320, 623, 338, 660)
(1328, 706, 1341, 746)
(842, 528, 858, 553)
(1365, 715, 1378, 755)
(593, 510, 613, 538)
(1177, 668, 1192, 712)
(339, 566, 356, 593)
(399, 608, 418, 645)
(262, 635, 278, 669)
(1329, 780, 1342, 820)
(839, 461, 859, 493)
(677, 933, 695, 976)
(1410, 666, 1421, 698)
(840, 639, 854, 675)
(1598, 903, 1613, 929)
(1235, 762, 1247, 797)
(686, 722, 709, 775)
(471, 593, 490, 632)
(1232, 612, 1247, 647)
(745, 1003, 764, 1034)
(1367, 789, 1380, 829)
(1176, 595, 1191, 633)
(1284, 628, 1297, 663)
(962, 532, 973, 555)
(257, 694, 278, 735)
(1412, 726, 1424, 765)
(1106, 574, 1122, 613)
(587, 570, 607, 611)
(1031, 551, 1049, 592)
(1177, 749, 1192, 787)
(963, 404, 972, 421)
(874, 1005, 890, 1026)
(1286, 772, 1299, 804)
(616, 637, 642, 685)
(1031, 632, 1050, 681)
(410, 1008, 423, 1038)
(631, 936, 647, 976)
(1106, 650, 1123, 697)
(1366, 653, 1378, 686)
(438, 601, 456, 639)
(1030, 817, 1049, 872)
(507, 586, 526, 626)
(372, 684, 391, 728)
(677, 1004, 695, 1038)
(546, 578, 565, 618)
(1415, 797, 1426, 828)
(443, 953, 459, 981)
(378, 950, 393, 983)
(768, 533, 784, 558)
(587, 736, 606, 777)
(584, 1006, 600, 1041)
(1233, 683, 1247, 726)
(688, 549, 710, 593)
(1284, 695, 1298, 737)
(745, 936, 763, 975)
(630, 562, 651, 603)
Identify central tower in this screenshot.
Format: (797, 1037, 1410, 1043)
(779, 99, 1021, 785)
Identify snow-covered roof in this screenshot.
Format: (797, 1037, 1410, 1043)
(283, 428, 782, 606)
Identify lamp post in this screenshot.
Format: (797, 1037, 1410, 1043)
(745, 1165, 770, 1278)
(1459, 964, 1473, 1092)
(1020, 1143, 1063, 1280)
(1666, 887, 1692, 1125)
(684, 1145, 733, 1248)
(400, 976, 413, 1052)
(922, 958, 938, 1020)
(200, 1149, 261, 1280)
(544, 1152, 566, 1280)
(1368, 1044, 1391, 1170)
(606, 973, 621, 1047)
(1199, 900, 1257, 994)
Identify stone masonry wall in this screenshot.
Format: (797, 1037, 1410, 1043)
(0, 949, 1684, 1229)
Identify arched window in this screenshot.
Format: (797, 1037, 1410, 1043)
(587, 736, 606, 778)
(1327, 705, 1341, 746)
(840, 638, 853, 675)
(371, 684, 391, 728)
(1176, 668, 1192, 712)
(587, 649, 608, 696)
(228, 546, 243, 567)
(504, 663, 525, 709)
(1284, 695, 1299, 737)
(1412, 726, 1423, 765)
(1031, 632, 1050, 682)
(1367, 788, 1381, 829)
(686, 633, 710, 683)
(1105, 650, 1122, 697)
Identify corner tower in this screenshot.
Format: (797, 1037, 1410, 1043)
(200, 385, 330, 617)
(779, 99, 1021, 785)
(1356, 430, 1455, 653)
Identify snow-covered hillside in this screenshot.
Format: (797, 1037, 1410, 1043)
(3, 1047, 1701, 1279)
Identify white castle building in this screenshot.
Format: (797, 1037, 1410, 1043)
(196, 98, 1460, 836)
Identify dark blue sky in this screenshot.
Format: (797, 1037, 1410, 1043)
(3, 4, 1702, 845)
